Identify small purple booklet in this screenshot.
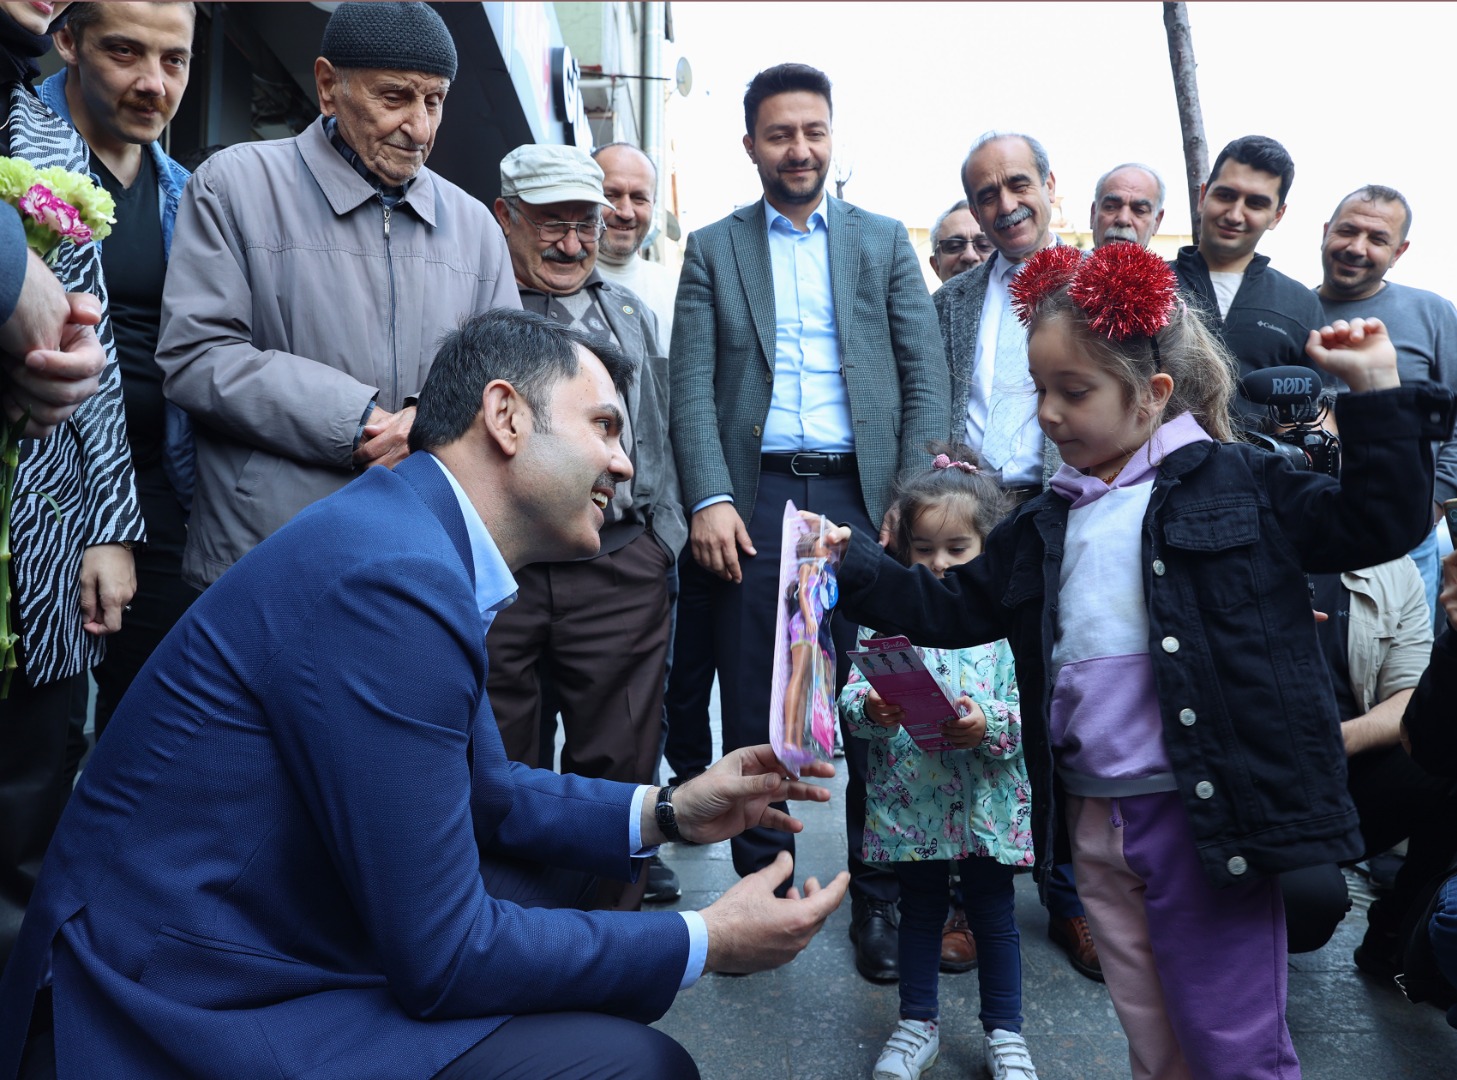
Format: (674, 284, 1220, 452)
(845, 635, 959, 753)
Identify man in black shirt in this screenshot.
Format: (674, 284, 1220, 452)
(1171, 136, 1326, 425)
(41, 1, 198, 734)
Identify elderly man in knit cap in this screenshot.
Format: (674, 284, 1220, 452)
(156, 0, 519, 589)
(487, 145, 685, 910)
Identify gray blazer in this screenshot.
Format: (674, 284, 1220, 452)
(670, 198, 949, 528)
(933, 258, 1062, 485)
(594, 277, 687, 559)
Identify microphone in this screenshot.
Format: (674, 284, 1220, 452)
(1238, 366, 1325, 408)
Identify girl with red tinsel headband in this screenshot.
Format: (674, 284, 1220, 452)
(812, 240, 1451, 1080)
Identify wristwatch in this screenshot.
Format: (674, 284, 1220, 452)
(654, 784, 693, 844)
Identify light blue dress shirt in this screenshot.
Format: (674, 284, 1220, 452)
(762, 194, 854, 454)
(427, 454, 708, 988)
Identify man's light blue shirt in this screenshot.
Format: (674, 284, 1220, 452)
(762, 193, 854, 454)
(427, 454, 708, 988)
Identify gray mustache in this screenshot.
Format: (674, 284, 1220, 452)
(994, 205, 1033, 230)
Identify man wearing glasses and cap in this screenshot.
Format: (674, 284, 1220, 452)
(488, 144, 684, 912)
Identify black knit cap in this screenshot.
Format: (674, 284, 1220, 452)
(321, 2, 457, 81)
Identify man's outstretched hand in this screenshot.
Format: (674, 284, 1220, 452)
(700, 851, 849, 974)
(647, 744, 836, 847)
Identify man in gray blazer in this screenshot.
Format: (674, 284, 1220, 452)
(670, 63, 949, 982)
(935, 131, 1063, 497)
(487, 144, 685, 911)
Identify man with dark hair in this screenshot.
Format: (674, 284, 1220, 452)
(671, 61, 948, 984)
(1091, 163, 1165, 249)
(0, 0, 142, 973)
(1315, 184, 1457, 623)
(156, 0, 518, 590)
(1171, 135, 1325, 396)
(927, 199, 992, 284)
(40, 1, 200, 738)
(0, 307, 850, 1080)
(486, 144, 683, 912)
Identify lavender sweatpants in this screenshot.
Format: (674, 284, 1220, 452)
(1067, 791, 1300, 1080)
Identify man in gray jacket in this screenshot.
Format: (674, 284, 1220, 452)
(156, 1, 519, 588)
(485, 144, 684, 911)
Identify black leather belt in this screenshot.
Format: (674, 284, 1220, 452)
(760, 452, 858, 476)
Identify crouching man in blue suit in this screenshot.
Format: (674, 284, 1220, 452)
(0, 309, 849, 1080)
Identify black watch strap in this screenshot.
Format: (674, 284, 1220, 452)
(654, 784, 692, 844)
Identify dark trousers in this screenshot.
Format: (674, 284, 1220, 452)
(433, 1012, 698, 1080)
(895, 857, 1022, 1031)
(663, 550, 717, 786)
(713, 469, 895, 903)
(486, 533, 672, 909)
(91, 542, 199, 738)
(0, 672, 82, 971)
(1281, 743, 1457, 953)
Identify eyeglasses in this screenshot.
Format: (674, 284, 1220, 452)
(935, 235, 995, 257)
(508, 199, 605, 243)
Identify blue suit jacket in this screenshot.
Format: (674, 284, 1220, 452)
(0, 453, 689, 1079)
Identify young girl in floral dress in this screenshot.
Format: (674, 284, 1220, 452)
(840, 445, 1037, 1080)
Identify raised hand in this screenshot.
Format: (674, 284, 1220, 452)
(1304, 317, 1399, 394)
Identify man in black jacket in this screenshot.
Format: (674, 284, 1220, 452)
(1172, 135, 1325, 422)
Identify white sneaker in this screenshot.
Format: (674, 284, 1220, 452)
(873, 1018, 939, 1080)
(983, 1028, 1038, 1080)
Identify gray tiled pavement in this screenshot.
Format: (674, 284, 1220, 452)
(644, 688, 1455, 1080)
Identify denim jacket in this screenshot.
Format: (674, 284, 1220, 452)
(39, 69, 195, 511)
(837, 385, 1455, 891)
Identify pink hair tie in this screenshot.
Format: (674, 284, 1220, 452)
(932, 453, 978, 474)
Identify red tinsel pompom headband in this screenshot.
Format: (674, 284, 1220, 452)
(1008, 243, 1179, 346)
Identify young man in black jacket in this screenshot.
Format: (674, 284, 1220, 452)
(1172, 135, 1326, 424)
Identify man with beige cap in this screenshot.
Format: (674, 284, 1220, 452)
(488, 144, 684, 911)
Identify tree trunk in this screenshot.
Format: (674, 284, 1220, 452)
(1163, 2, 1208, 245)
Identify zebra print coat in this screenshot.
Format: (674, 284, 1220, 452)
(7, 83, 143, 687)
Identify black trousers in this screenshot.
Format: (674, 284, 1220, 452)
(0, 672, 82, 971)
(711, 469, 895, 903)
(91, 541, 200, 739)
(663, 550, 717, 786)
(1282, 742, 1457, 953)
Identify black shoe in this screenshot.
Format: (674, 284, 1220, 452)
(849, 897, 899, 983)
(644, 854, 681, 903)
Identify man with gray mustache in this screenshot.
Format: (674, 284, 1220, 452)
(487, 144, 685, 913)
(1091, 163, 1165, 249)
(932, 133, 1105, 987)
(934, 131, 1062, 498)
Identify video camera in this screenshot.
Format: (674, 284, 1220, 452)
(1238, 366, 1342, 477)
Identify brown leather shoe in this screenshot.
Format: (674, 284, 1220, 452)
(1048, 915, 1103, 982)
(940, 907, 977, 973)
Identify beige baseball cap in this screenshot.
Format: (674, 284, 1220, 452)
(500, 144, 613, 207)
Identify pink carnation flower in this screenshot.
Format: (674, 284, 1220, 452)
(18, 184, 92, 244)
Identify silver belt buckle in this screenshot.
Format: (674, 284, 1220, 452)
(790, 453, 817, 477)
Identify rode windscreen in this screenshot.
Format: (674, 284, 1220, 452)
(1238, 366, 1325, 407)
